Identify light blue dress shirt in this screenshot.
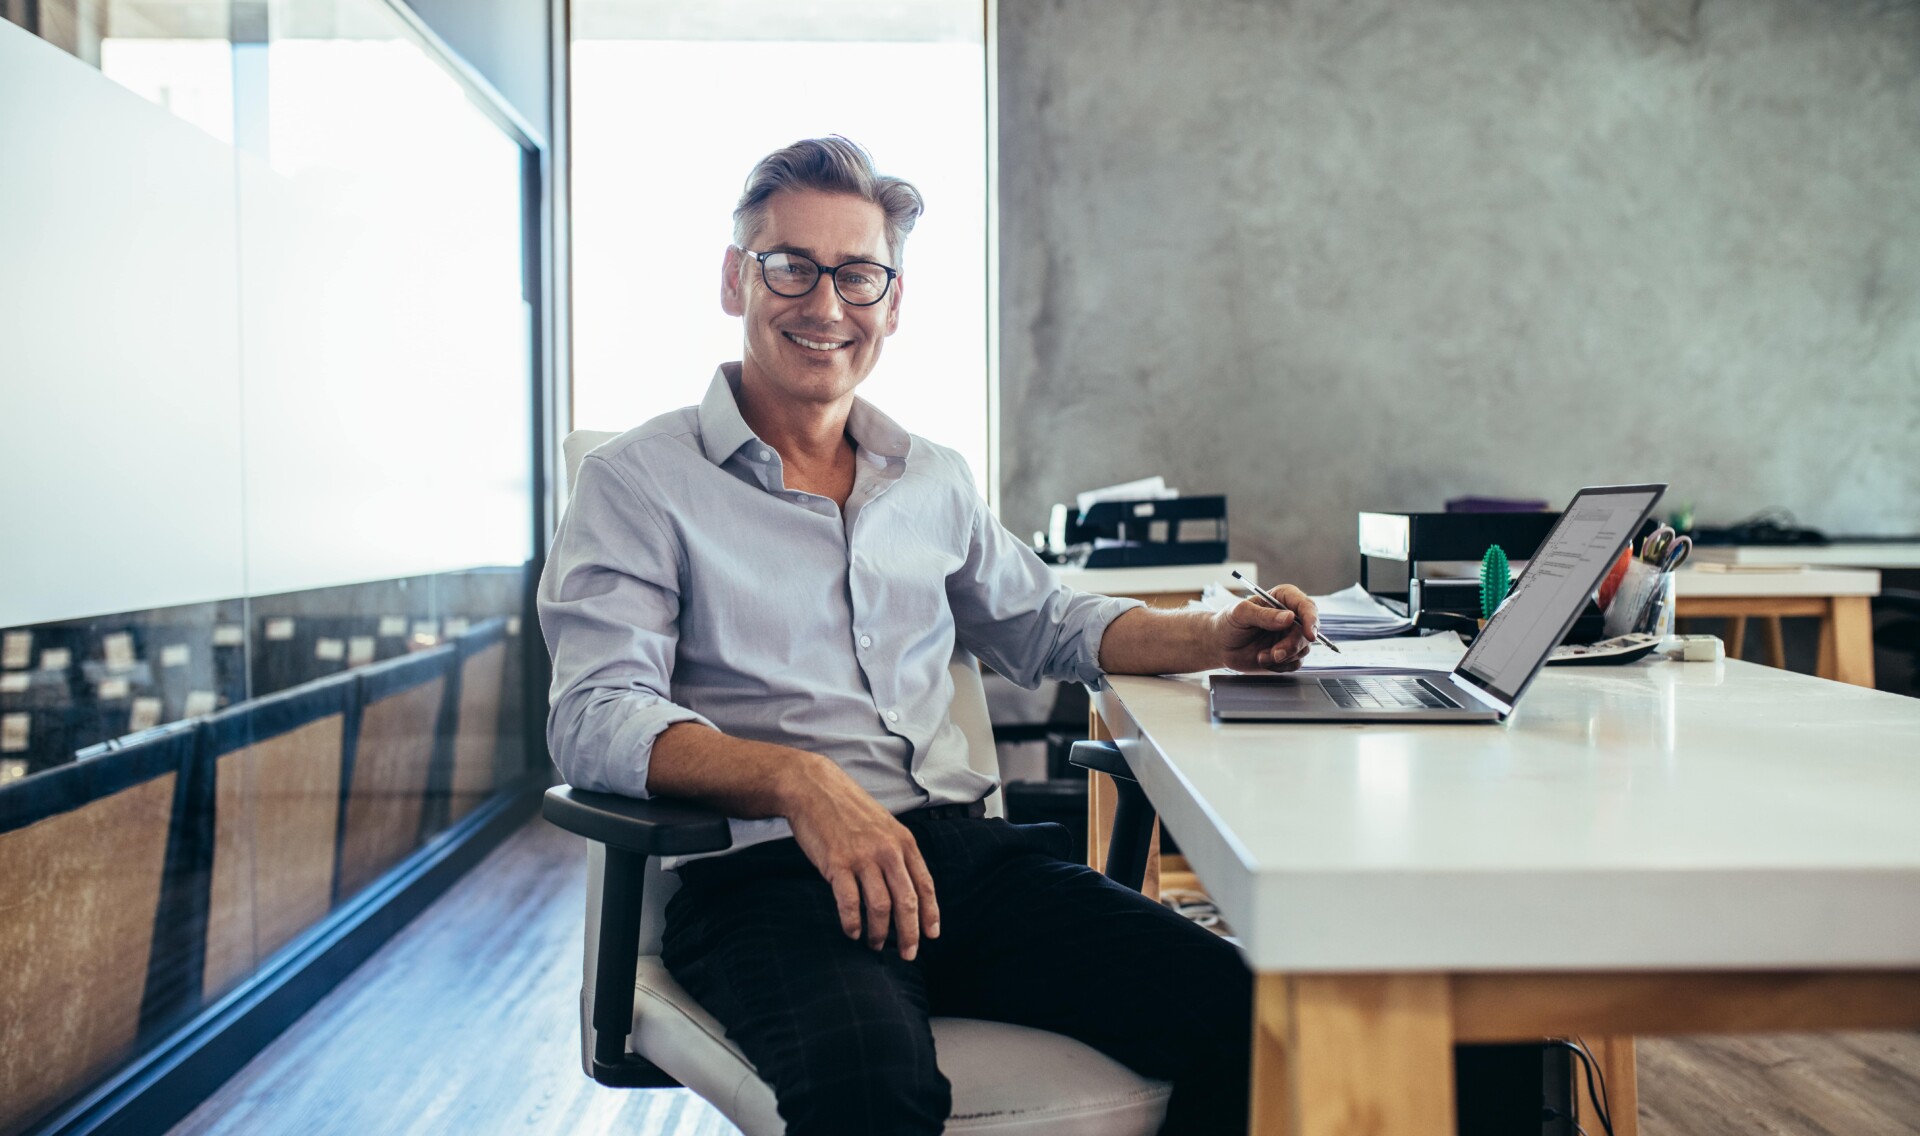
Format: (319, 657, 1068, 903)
(538, 364, 1143, 857)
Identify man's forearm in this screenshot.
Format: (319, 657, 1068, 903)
(1097, 606, 1223, 676)
(645, 720, 832, 819)
(644, 717, 943, 960)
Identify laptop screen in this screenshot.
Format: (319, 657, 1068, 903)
(1454, 484, 1665, 709)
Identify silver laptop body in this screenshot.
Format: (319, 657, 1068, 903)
(1210, 484, 1666, 723)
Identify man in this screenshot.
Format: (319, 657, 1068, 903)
(540, 136, 1320, 1135)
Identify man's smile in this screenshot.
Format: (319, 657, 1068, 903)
(783, 331, 852, 352)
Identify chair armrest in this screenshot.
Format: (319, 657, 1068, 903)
(542, 785, 734, 857)
(544, 785, 731, 1089)
(1068, 739, 1137, 783)
(1068, 741, 1155, 892)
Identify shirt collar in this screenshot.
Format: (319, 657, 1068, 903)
(697, 362, 914, 468)
(697, 364, 758, 467)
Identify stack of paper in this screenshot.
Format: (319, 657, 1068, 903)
(1310, 584, 1417, 640)
(1199, 581, 1417, 640)
(1299, 631, 1466, 672)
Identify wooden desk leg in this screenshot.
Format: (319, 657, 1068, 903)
(1574, 1036, 1639, 1136)
(1816, 596, 1876, 688)
(1724, 616, 1747, 661)
(1761, 616, 1787, 670)
(1253, 973, 1455, 1136)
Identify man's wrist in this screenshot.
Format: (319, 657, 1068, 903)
(1201, 607, 1233, 670)
(770, 747, 836, 818)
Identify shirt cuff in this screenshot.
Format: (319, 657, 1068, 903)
(1067, 594, 1149, 690)
(559, 696, 716, 800)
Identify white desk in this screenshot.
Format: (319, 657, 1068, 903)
(1052, 561, 1257, 607)
(1091, 661, 1920, 1136)
(1691, 542, 1920, 570)
(1673, 565, 1880, 686)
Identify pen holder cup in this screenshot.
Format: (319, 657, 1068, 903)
(1603, 561, 1676, 640)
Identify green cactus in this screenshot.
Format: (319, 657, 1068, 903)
(1480, 545, 1511, 619)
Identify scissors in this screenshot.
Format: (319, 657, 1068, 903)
(1659, 535, 1692, 572)
(1640, 525, 1677, 565)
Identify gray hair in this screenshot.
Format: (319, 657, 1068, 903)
(732, 136, 924, 266)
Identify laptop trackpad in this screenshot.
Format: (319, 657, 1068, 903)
(1211, 674, 1333, 711)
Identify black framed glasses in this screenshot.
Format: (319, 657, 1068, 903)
(737, 247, 898, 306)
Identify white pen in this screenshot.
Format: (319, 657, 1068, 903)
(1230, 569, 1340, 654)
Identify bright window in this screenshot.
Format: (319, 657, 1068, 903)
(571, 10, 988, 493)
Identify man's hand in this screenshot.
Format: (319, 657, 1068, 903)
(1213, 586, 1319, 673)
(783, 756, 940, 961)
(1097, 583, 1323, 676)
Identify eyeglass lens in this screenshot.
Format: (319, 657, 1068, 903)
(759, 252, 890, 305)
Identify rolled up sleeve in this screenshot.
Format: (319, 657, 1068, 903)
(538, 454, 713, 798)
(945, 475, 1143, 691)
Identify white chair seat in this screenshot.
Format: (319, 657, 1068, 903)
(631, 956, 1172, 1136)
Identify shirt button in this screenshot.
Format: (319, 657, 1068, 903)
(860, 635, 873, 649)
(886, 709, 900, 722)
(757, 448, 771, 462)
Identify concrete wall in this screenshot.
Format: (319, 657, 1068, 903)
(998, 0, 1920, 592)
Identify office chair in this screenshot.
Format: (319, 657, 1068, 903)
(544, 429, 1172, 1135)
(1065, 739, 1155, 893)
(1874, 588, 1920, 687)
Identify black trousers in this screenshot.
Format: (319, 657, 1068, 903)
(662, 808, 1252, 1136)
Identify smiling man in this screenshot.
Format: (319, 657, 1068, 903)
(539, 136, 1321, 1136)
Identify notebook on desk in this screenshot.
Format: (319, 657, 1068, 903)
(1210, 484, 1666, 722)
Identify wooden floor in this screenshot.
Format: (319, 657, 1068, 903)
(170, 817, 1920, 1136)
(168, 816, 738, 1136)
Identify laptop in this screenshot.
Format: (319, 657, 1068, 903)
(1210, 484, 1666, 722)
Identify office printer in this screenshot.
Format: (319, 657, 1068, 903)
(1042, 495, 1229, 569)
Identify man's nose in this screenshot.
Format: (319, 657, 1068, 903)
(798, 276, 844, 322)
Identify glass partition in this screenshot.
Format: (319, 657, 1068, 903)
(0, 5, 539, 1132)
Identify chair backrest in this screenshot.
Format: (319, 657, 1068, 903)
(563, 429, 620, 496)
(0, 722, 195, 1135)
(337, 646, 454, 902)
(947, 653, 1003, 819)
(199, 673, 355, 1002)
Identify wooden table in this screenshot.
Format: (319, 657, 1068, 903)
(1090, 660, 1920, 1136)
(1673, 565, 1880, 687)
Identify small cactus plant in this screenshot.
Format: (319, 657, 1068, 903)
(1480, 545, 1511, 619)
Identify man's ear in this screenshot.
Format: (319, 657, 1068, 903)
(720, 246, 746, 317)
(883, 272, 903, 336)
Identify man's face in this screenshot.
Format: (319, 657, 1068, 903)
(722, 188, 902, 410)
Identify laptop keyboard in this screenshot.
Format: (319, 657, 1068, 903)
(1323, 676, 1461, 711)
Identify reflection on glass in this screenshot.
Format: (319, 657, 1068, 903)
(100, 34, 235, 142)
(237, 0, 532, 595)
(0, 1, 237, 138)
(0, 0, 535, 1130)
